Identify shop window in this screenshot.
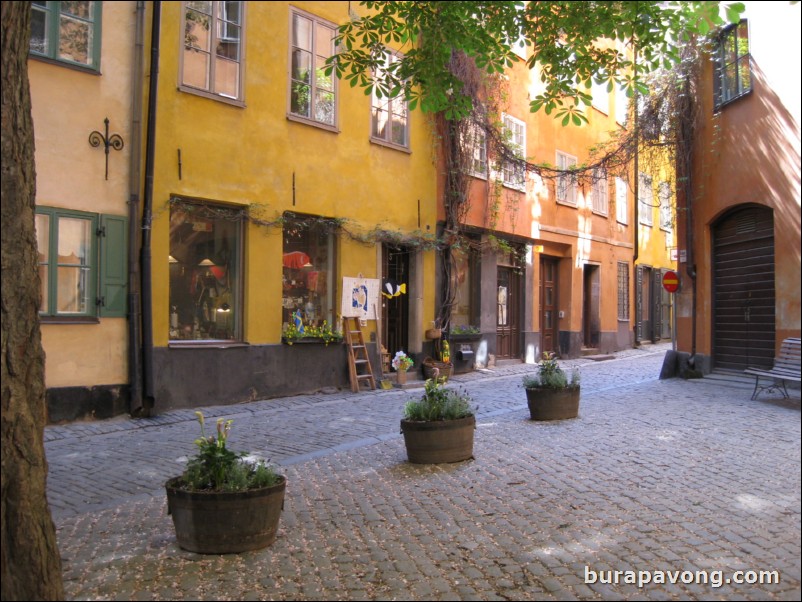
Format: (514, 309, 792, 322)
(169, 202, 242, 341)
(282, 213, 336, 335)
(450, 247, 477, 329)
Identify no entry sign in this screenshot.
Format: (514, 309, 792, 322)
(662, 270, 680, 293)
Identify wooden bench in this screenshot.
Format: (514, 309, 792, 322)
(744, 337, 801, 400)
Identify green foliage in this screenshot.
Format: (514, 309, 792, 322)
(522, 352, 580, 390)
(283, 320, 343, 345)
(450, 324, 480, 335)
(181, 412, 281, 492)
(403, 377, 475, 421)
(326, 1, 745, 121)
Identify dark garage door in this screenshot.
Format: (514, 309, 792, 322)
(712, 205, 775, 370)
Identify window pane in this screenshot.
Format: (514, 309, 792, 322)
(169, 204, 241, 341)
(30, 5, 48, 54)
(220, 0, 240, 25)
(214, 56, 239, 98)
(216, 29, 240, 60)
(315, 23, 333, 58)
(59, 14, 91, 65)
(183, 47, 211, 89)
(372, 107, 388, 139)
(390, 114, 407, 146)
(56, 217, 92, 314)
(36, 214, 50, 314)
(737, 56, 751, 95)
(291, 82, 311, 117)
(282, 215, 336, 337)
(291, 49, 312, 84)
(292, 14, 312, 52)
(315, 55, 333, 92)
(315, 90, 335, 124)
(185, 8, 212, 52)
(61, 1, 91, 19)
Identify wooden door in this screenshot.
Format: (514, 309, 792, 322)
(540, 257, 558, 354)
(496, 266, 521, 359)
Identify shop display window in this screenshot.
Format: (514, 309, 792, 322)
(282, 214, 336, 335)
(169, 202, 241, 341)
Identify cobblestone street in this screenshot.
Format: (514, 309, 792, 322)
(46, 345, 801, 600)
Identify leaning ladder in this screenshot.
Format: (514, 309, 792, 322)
(343, 317, 377, 392)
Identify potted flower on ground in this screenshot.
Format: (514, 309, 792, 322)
(400, 377, 476, 463)
(392, 350, 414, 385)
(522, 352, 581, 421)
(165, 412, 287, 554)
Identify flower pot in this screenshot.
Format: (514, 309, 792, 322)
(400, 415, 475, 463)
(525, 387, 580, 421)
(165, 475, 287, 554)
(422, 360, 453, 381)
(396, 369, 408, 385)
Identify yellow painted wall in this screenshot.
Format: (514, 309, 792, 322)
(30, 1, 136, 388)
(149, 1, 438, 347)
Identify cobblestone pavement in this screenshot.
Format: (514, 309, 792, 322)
(46, 344, 801, 601)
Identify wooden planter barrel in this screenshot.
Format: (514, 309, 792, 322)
(165, 475, 286, 554)
(525, 387, 580, 421)
(400, 415, 475, 464)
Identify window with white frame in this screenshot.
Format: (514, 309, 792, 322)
(556, 151, 578, 205)
(638, 173, 654, 226)
(615, 176, 628, 224)
(591, 78, 610, 115)
(30, 1, 102, 70)
(617, 262, 630, 321)
(182, 1, 244, 101)
(714, 20, 752, 109)
(591, 168, 608, 215)
(464, 123, 487, 178)
(501, 114, 526, 190)
(615, 82, 629, 126)
(371, 52, 409, 148)
(290, 9, 337, 127)
(658, 181, 672, 231)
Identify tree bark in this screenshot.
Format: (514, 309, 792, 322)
(1, 3, 65, 600)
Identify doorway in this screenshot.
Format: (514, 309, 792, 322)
(382, 245, 410, 356)
(636, 265, 653, 342)
(496, 266, 521, 359)
(582, 264, 601, 349)
(540, 257, 559, 354)
(712, 205, 775, 370)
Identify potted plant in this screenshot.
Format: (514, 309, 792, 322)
(400, 377, 476, 463)
(522, 352, 581, 421)
(165, 412, 287, 554)
(392, 350, 414, 385)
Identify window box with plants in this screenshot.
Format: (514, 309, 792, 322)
(282, 314, 343, 346)
(400, 377, 476, 463)
(522, 352, 581, 421)
(449, 324, 482, 341)
(165, 412, 287, 554)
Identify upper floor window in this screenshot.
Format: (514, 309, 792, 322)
(591, 168, 608, 215)
(30, 1, 101, 71)
(591, 78, 610, 115)
(615, 176, 628, 225)
(371, 52, 408, 148)
(182, 1, 244, 102)
(462, 122, 487, 178)
(36, 207, 127, 319)
(556, 151, 578, 205)
(658, 181, 673, 231)
(501, 114, 526, 190)
(714, 20, 752, 109)
(290, 9, 336, 127)
(638, 173, 654, 226)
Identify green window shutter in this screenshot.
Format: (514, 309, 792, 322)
(99, 214, 128, 317)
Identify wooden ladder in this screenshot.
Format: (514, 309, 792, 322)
(343, 317, 376, 392)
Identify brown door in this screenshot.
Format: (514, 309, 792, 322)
(382, 245, 410, 356)
(540, 257, 558, 354)
(582, 264, 601, 348)
(496, 266, 521, 359)
(713, 206, 775, 370)
(636, 265, 653, 342)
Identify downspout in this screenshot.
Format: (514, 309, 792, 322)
(127, 1, 146, 415)
(632, 44, 640, 345)
(141, 1, 161, 411)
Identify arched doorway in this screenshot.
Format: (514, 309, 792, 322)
(712, 205, 775, 370)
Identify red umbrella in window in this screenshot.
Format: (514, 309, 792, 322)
(283, 251, 311, 269)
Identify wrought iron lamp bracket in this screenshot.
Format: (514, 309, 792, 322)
(88, 117, 124, 180)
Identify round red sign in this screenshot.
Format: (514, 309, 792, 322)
(662, 270, 680, 293)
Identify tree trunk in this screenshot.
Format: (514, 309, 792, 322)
(1, 3, 65, 600)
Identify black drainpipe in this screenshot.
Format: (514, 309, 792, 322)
(141, 1, 161, 411)
(127, 1, 146, 415)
